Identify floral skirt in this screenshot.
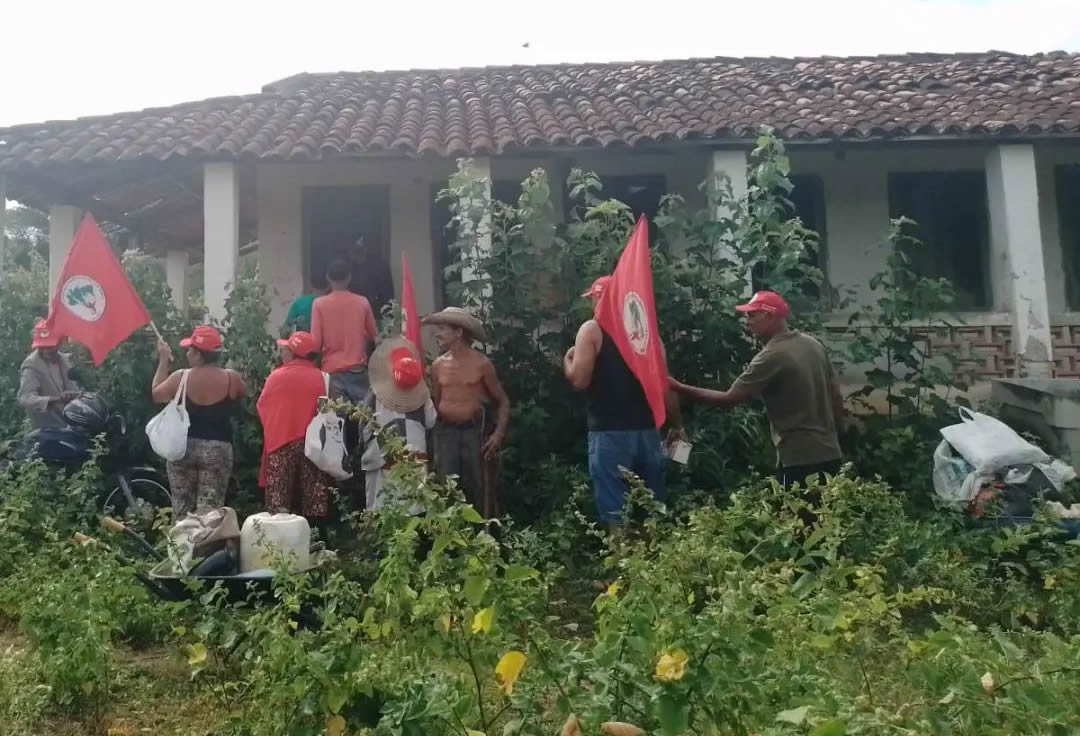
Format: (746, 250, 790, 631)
(264, 439, 331, 519)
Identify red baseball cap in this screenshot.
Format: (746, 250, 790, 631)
(391, 347, 423, 389)
(735, 291, 790, 318)
(581, 275, 612, 298)
(179, 325, 224, 352)
(31, 319, 61, 349)
(276, 331, 317, 358)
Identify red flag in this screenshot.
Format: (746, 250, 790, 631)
(401, 252, 423, 353)
(47, 215, 151, 365)
(593, 216, 667, 428)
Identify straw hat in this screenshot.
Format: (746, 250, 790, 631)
(421, 307, 486, 342)
(369, 337, 430, 413)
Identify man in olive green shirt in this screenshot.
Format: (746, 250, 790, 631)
(670, 290, 844, 489)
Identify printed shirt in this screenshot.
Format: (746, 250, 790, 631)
(360, 394, 438, 472)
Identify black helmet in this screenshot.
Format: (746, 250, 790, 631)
(63, 393, 109, 435)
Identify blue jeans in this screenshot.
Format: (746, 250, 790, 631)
(588, 429, 666, 525)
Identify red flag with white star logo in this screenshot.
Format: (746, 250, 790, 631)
(593, 216, 667, 428)
(46, 215, 151, 365)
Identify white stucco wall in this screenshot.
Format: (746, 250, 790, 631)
(489, 149, 707, 209)
(246, 140, 1080, 334)
(788, 145, 993, 309)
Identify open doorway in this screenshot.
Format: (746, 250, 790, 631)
(302, 185, 393, 315)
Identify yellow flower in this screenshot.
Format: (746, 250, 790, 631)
(472, 607, 495, 634)
(495, 650, 527, 696)
(606, 582, 621, 598)
(654, 648, 689, 682)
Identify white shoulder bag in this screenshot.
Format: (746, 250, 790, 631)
(304, 372, 353, 480)
(146, 369, 191, 462)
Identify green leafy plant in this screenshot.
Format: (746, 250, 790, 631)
(839, 218, 971, 499)
(440, 134, 826, 511)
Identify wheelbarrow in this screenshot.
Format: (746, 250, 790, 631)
(96, 516, 331, 606)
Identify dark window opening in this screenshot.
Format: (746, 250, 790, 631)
(1056, 165, 1080, 311)
(492, 179, 523, 206)
(787, 173, 829, 302)
(431, 183, 456, 307)
(887, 171, 991, 310)
(302, 185, 393, 313)
(566, 174, 667, 242)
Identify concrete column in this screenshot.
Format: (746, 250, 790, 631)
(203, 162, 239, 322)
(460, 157, 493, 299)
(48, 205, 82, 296)
(709, 150, 750, 293)
(1036, 154, 1066, 314)
(255, 164, 303, 328)
(165, 249, 189, 311)
(390, 174, 436, 315)
(986, 144, 1053, 377)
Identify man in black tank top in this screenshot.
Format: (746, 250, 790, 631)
(564, 277, 684, 527)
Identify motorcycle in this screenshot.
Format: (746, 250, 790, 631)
(15, 393, 173, 534)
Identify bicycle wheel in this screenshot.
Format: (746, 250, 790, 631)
(104, 476, 173, 535)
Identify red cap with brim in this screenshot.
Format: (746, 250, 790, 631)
(31, 319, 61, 349)
(735, 290, 790, 318)
(581, 275, 612, 298)
(276, 331, 317, 358)
(180, 325, 224, 351)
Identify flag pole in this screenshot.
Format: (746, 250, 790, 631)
(148, 322, 164, 342)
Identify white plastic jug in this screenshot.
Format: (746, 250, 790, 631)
(239, 512, 311, 573)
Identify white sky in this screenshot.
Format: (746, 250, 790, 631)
(1, 0, 1079, 127)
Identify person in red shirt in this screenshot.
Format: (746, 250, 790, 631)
(310, 259, 379, 404)
(257, 331, 333, 522)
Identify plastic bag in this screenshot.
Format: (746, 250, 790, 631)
(1036, 459, 1077, 491)
(304, 373, 353, 481)
(146, 369, 190, 462)
(167, 506, 240, 575)
(932, 440, 980, 507)
(939, 408, 1049, 474)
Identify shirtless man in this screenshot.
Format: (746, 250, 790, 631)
(423, 307, 510, 516)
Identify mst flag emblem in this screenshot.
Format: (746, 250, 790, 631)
(61, 276, 107, 322)
(622, 291, 649, 355)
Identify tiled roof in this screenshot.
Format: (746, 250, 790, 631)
(2, 51, 1079, 170)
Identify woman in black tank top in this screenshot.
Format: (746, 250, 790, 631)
(151, 326, 247, 519)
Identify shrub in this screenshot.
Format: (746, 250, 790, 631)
(442, 135, 826, 514)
